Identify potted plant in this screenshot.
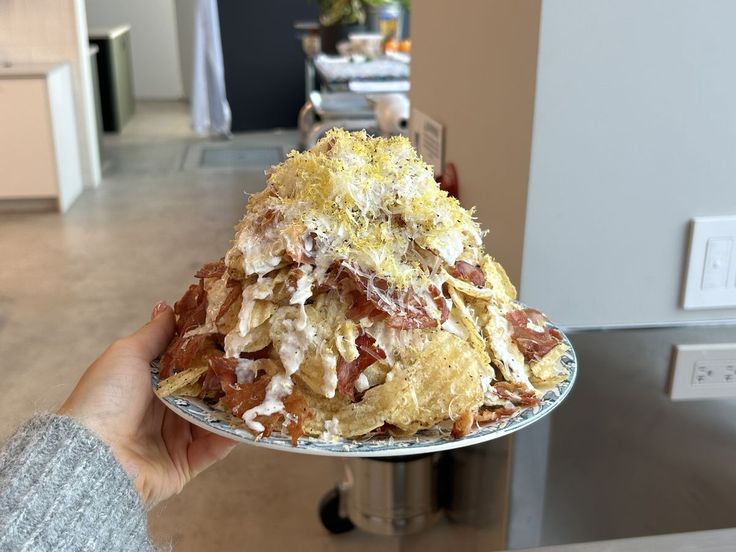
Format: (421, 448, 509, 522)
(318, 0, 409, 55)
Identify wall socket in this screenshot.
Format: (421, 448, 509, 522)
(669, 343, 736, 400)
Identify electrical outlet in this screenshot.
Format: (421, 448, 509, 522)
(669, 343, 736, 400)
(682, 216, 736, 309)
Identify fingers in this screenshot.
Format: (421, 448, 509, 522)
(125, 302, 176, 361)
(187, 430, 238, 479)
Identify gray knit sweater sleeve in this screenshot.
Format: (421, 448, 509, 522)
(0, 414, 155, 551)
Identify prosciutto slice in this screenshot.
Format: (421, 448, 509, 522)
(339, 266, 448, 329)
(386, 284, 448, 329)
(493, 381, 539, 407)
(203, 356, 238, 392)
(336, 334, 386, 399)
(216, 278, 243, 322)
(159, 333, 214, 379)
(194, 259, 226, 279)
(504, 308, 561, 362)
(175, 281, 208, 334)
(450, 260, 485, 287)
(220, 375, 308, 445)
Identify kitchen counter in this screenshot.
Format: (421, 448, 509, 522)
(0, 62, 83, 212)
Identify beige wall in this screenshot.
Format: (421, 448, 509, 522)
(409, 0, 541, 286)
(0, 0, 101, 188)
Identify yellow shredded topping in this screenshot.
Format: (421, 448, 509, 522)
(234, 129, 483, 289)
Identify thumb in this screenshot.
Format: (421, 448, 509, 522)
(126, 302, 176, 361)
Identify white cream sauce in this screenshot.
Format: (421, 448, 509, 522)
(235, 359, 256, 385)
(242, 372, 293, 433)
(289, 265, 315, 306)
(321, 352, 337, 398)
(487, 304, 532, 390)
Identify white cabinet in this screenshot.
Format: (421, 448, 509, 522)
(0, 63, 83, 212)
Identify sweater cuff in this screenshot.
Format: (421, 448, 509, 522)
(0, 414, 154, 551)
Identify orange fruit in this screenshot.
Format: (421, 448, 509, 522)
(399, 39, 411, 53)
(385, 38, 400, 53)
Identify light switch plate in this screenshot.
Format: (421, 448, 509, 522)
(669, 343, 736, 400)
(682, 216, 736, 309)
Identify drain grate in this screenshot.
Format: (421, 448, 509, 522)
(198, 145, 283, 169)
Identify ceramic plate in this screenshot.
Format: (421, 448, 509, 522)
(151, 326, 576, 458)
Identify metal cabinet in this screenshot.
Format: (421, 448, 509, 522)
(88, 25, 135, 132)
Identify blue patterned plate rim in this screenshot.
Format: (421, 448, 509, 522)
(151, 322, 576, 458)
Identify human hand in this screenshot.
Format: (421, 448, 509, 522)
(59, 302, 237, 508)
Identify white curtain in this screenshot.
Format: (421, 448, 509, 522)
(191, 0, 231, 136)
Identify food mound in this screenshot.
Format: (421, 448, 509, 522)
(157, 129, 568, 445)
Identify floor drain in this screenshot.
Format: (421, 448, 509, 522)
(198, 145, 283, 169)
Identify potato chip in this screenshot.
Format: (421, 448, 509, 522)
(482, 303, 530, 389)
(335, 320, 359, 362)
(442, 269, 495, 301)
(481, 255, 517, 303)
(157, 365, 208, 398)
(240, 300, 276, 333)
(301, 331, 485, 437)
(175, 381, 204, 397)
(225, 321, 271, 356)
(530, 343, 569, 385)
(447, 284, 489, 357)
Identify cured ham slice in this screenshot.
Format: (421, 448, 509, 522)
(504, 308, 562, 362)
(343, 268, 449, 329)
(175, 281, 208, 335)
(216, 279, 242, 322)
(337, 334, 386, 399)
(159, 333, 214, 379)
(450, 260, 485, 287)
(221, 374, 270, 418)
(220, 375, 308, 445)
(493, 381, 539, 407)
(194, 259, 227, 279)
(207, 356, 238, 391)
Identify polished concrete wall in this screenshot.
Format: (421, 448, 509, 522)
(541, 325, 736, 546)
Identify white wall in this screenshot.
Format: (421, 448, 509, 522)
(521, 0, 736, 328)
(85, 0, 183, 99)
(175, 0, 196, 100)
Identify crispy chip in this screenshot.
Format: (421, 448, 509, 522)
(480, 255, 517, 303)
(530, 343, 569, 386)
(225, 321, 272, 356)
(176, 381, 204, 397)
(362, 361, 390, 388)
(302, 331, 485, 437)
(335, 320, 359, 362)
(482, 303, 530, 389)
(447, 284, 488, 357)
(240, 299, 276, 334)
(271, 302, 342, 398)
(157, 365, 208, 398)
(442, 269, 495, 301)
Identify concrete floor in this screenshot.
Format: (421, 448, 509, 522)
(0, 102, 505, 551)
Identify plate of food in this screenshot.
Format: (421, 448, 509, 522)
(151, 129, 576, 457)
